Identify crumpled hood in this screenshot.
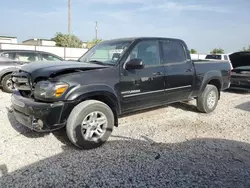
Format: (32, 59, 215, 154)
(19, 60, 109, 80)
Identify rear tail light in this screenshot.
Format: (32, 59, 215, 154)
(229, 62, 233, 76)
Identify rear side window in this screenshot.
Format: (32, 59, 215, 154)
(161, 40, 186, 64)
(0, 52, 15, 60)
(41, 53, 62, 61)
(16, 52, 39, 62)
(205, 55, 222, 60)
(224, 55, 228, 60)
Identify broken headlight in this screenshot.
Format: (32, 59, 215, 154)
(34, 81, 69, 99)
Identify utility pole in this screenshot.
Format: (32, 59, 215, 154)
(95, 21, 98, 40)
(68, 0, 71, 34)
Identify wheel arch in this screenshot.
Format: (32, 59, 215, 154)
(66, 85, 121, 127)
(199, 71, 222, 100)
(0, 70, 14, 83)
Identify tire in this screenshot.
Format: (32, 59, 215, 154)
(66, 100, 114, 149)
(196, 84, 219, 113)
(1, 74, 14, 93)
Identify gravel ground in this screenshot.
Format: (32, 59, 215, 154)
(0, 89, 250, 187)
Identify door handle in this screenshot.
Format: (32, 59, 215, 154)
(186, 68, 193, 72)
(153, 72, 163, 76)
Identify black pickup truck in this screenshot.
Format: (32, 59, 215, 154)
(10, 37, 231, 149)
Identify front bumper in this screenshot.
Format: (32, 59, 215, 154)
(11, 91, 77, 132)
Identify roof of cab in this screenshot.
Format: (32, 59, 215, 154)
(102, 37, 184, 43)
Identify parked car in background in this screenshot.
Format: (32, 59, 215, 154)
(11, 37, 231, 149)
(0, 49, 63, 62)
(229, 51, 250, 91)
(205, 53, 233, 70)
(205, 54, 229, 61)
(0, 50, 64, 93)
(0, 56, 25, 93)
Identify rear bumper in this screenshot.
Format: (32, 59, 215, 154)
(230, 78, 250, 91)
(11, 91, 77, 132)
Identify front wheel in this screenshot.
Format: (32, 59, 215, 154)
(1, 74, 14, 93)
(66, 100, 114, 149)
(196, 84, 219, 113)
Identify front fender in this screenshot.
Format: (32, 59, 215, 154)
(0, 67, 19, 81)
(65, 84, 121, 114)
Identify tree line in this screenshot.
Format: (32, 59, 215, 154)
(51, 32, 250, 53)
(190, 48, 225, 54)
(191, 46, 250, 54)
(51, 32, 102, 49)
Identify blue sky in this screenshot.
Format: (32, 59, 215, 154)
(1, 0, 250, 53)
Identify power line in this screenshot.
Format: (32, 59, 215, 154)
(68, 0, 71, 34)
(95, 21, 98, 40)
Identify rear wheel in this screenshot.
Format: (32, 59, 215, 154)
(196, 84, 219, 113)
(1, 74, 14, 93)
(66, 100, 114, 149)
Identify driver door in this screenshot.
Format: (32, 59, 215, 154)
(119, 39, 165, 113)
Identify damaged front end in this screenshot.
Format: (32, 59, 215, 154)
(11, 93, 66, 131)
(10, 69, 78, 132)
(11, 69, 34, 98)
(10, 61, 110, 131)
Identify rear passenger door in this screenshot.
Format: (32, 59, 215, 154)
(160, 39, 195, 102)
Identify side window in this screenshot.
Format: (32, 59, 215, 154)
(126, 40, 160, 66)
(1, 52, 15, 60)
(161, 40, 186, 64)
(41, 53, 62, 61)
(224, 55, 228, 60)
(16, 52, 39, 62)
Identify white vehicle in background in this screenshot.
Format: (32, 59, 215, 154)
(205, 53, 233, 70)
(205, 54, 229, 61)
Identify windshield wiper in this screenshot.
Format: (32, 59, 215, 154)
(88, 60, 114, 66)
(89, 60, 104, 64)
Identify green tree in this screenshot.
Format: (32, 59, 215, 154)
(241, 45, 250, 52)
(190, 49, 197, 54)
(51, 32, 83, 48)
(86, 38, 103, 49)
(210, 48, 224, 54)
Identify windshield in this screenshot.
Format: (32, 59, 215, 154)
(205, 54, 222, 60)
(79, 40, 133, 65)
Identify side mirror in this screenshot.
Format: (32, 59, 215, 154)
(125, 58, 144, 70)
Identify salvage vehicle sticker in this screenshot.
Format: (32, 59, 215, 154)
(109, 49, 124, 54)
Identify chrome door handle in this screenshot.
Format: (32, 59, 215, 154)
(153, 72, 163, 76)
(186, 68, 193, 72)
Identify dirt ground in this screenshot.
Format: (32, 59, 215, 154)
(0, 89, 250, 187)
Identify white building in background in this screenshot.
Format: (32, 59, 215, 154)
(82, 42, 87, 48)
(190, 53, 207, 60)
(22, 38, 88, 48)
(0, 36, 17, 44)
(22, 38, 56, 46)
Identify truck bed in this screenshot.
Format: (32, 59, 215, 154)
(194, 60, 231, 73)
(193, 60, 231, 92)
